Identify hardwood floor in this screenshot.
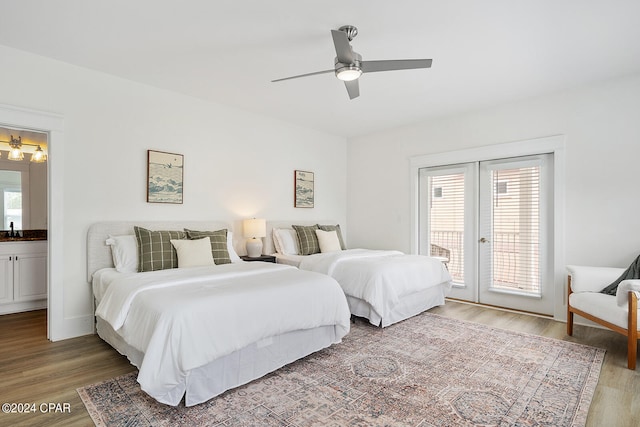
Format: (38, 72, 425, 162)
(0, 310, 134, 427)
(0, 304, 637, 426)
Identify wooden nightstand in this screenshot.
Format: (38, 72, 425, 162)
(240, 255, 276, 263)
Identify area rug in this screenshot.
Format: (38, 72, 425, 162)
(78, 313, 604, 426)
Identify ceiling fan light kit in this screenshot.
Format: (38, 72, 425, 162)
(272, 25, 432, 99)
(335, 65, 362, 82)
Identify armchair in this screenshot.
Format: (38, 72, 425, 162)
(567, 265, 640, 369)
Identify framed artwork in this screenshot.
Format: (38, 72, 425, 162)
(147, 150, 184, 204)
(294, 170, 314, 208)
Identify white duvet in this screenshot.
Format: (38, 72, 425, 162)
(298, 249, 452, 324)
(95, 262, 350, 405)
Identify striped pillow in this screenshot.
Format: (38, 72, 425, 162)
(317, 224, 346, 250)
(184, 228, 232, 265)
(134, 226, 186, 272)
(292, 224, 320, 255)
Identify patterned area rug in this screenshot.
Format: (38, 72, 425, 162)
(78, 313, 604, 426)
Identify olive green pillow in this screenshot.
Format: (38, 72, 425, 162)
(292, 224, 320, 255)
(134, 226, 186, 272)
(184, 228, 231, 265)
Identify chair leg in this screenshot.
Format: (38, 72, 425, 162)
(628, 291, 638, 370)
(567, 310, 574, 336)
(628, 332, 637, 370)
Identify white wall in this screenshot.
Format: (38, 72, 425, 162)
(0, 45, 347, 339)
(347, 73, 640, 312)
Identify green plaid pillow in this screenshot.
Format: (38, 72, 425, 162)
(317, 224, 346, 250)
(292, 224, 320, 255)
(184, 228, 231, 265)
(134, 226, 186, 272)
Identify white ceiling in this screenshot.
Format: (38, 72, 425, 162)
(2, 1, 640, 138)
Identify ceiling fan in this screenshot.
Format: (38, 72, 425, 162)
(271, 25, 432, 100)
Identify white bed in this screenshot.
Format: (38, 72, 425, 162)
(87, 221, 351, 407)
(266, 221, 453, 327)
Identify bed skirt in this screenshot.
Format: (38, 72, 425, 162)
(347, 282, 449, 327)
(96, 318, 340, 406)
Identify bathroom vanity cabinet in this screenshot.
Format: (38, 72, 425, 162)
(0, 240, 47, 315)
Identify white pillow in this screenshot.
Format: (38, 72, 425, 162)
(272, 229, 283, 254)
(105, 234, 138, 273)
(273, 228, 300, 255)
(316, 229, 342, 253)
(170, 237, 215, 268)
(227, 231, 242, 263)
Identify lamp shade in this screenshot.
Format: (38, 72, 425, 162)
(8, 147, 24, 161)
(31, 146, 47, 163)
(8, 135, 24, 161)
(243, 218, 266, 238)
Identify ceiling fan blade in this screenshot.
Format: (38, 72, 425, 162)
(331, 29, 354, 64)
(271, 69, 334, 83)
(344, 80, 359, 99)
(361, 59, 432, 73)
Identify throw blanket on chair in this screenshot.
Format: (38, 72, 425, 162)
(601, 253, 640, 295)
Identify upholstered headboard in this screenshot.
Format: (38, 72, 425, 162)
(264, 220, 341, 255)
(86, 220, 232, 282)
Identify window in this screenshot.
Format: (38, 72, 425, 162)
(428, 173, 465, 283)
(0, 170, 23, 230)
(4, 190, 22, 229)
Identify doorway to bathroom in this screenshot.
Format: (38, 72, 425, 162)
(0, 104, 61, 340)
(0, 126, 48, 321)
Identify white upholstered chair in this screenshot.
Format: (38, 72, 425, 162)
(566, 265, 640, 369)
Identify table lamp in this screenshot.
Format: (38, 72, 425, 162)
(243, 218, 266, 258)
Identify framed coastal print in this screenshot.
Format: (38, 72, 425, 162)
(147, 150, 184, 204)
(294, 170, 314, 208)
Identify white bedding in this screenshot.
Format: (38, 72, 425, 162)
(273, 253, 304, 267)
(298, 249, 452, 326)
(94, 262, 350, 406)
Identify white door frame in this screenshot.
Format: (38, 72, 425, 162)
(410, 135, 566, 320)
(0, 103, 65, 340)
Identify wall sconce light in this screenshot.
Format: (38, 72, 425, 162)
(8, 135, 24, 161)
(0, 135, 48, 162)
(31, 145, 47, 163)
(243, 218, 266, 258)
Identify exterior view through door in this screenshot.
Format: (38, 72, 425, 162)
(419, 154, 554, 315)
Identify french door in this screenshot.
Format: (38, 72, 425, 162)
(418, 154, 554, 315)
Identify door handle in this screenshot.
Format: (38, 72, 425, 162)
(479, 237, 490, 243)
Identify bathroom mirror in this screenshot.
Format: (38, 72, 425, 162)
(0, 126, 48, 231)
